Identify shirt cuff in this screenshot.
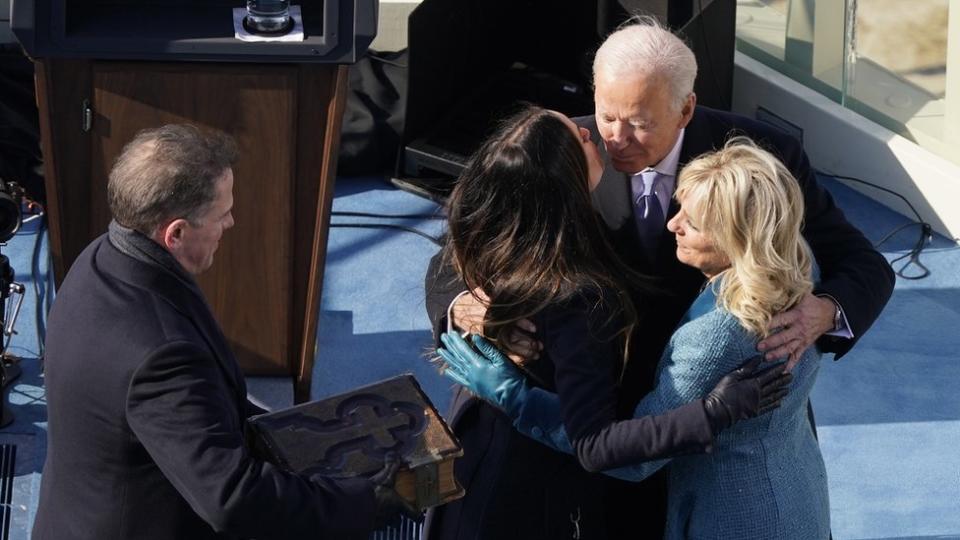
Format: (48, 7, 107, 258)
(446, 290, 472, 337)
(817, 293, 854, 339)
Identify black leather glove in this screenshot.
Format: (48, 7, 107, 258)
(703, 356, 793, 435)
(370, 453, 422, 530)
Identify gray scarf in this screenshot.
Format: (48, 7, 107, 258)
(107, 220, 198, 290)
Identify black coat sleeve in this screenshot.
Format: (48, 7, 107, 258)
(126, 341, 377, 540)
(424, 245, 466, 348)
(769, 131, 895, 357)
(571, 401, 712, 473)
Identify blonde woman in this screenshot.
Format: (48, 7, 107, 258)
(439, 137, 830, 539)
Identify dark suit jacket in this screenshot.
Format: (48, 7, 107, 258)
(34, 235, 376, 540)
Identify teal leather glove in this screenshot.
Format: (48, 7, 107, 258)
(437, 332, 530, 418)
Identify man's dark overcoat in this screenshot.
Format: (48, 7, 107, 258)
(34, 234, 376, 540)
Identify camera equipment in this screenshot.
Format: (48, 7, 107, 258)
(0, 178, 26, 428)
(0, 178, 22, 244)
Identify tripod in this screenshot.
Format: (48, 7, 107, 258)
(0, 251, 24, 428)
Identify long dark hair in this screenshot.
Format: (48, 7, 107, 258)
(445, 106, 645, 367)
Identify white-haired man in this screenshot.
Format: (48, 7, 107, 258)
(577, 17, 892, 385)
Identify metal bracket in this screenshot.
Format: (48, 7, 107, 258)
(81, 99, 92, 132)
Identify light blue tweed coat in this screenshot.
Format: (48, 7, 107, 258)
(514, 286, 831, 539)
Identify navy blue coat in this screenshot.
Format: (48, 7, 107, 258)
(34, 235, 377, 540)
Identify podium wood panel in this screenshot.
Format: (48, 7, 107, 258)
(36, 59, 348, 400)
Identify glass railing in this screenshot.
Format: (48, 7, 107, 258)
(735, 0, 956, 166)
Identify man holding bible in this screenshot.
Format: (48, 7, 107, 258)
(35, 124, 410, 539)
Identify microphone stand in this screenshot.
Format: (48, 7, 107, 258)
(0, 249, 25, 428)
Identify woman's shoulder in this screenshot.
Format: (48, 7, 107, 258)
(674, 307, 750, 345)
(539, 285, 623, 318)
(679, 290, 747, 332)
(536, 285, 628, 340)
(670, 303, 756, 366)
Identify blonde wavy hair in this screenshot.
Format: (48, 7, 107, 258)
(675, 137, 814, 337)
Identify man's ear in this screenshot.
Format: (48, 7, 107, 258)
(679, 93, 697, 128)
(155, 218, 190, 252)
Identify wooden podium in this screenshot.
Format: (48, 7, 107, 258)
(14, 1, 379, 403)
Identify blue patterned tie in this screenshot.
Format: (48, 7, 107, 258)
(633, 170, 664, 261)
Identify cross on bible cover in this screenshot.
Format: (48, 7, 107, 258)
(247, 374, 464, 510)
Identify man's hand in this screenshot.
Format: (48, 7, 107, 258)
(451, 288, 489, 335)
(758, 293, 835, 370)
(369, 453, 421, 529)
(450, 288, 542, 364)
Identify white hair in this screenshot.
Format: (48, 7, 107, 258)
(593, 16, 698, 111)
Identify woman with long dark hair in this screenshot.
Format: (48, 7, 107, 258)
(425, 107, 788, 539)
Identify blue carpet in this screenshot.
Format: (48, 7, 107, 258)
(813, 176, 960, 539)
(307, 177, 451, 413)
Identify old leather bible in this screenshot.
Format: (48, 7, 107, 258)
(248, 374, 464, 510)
